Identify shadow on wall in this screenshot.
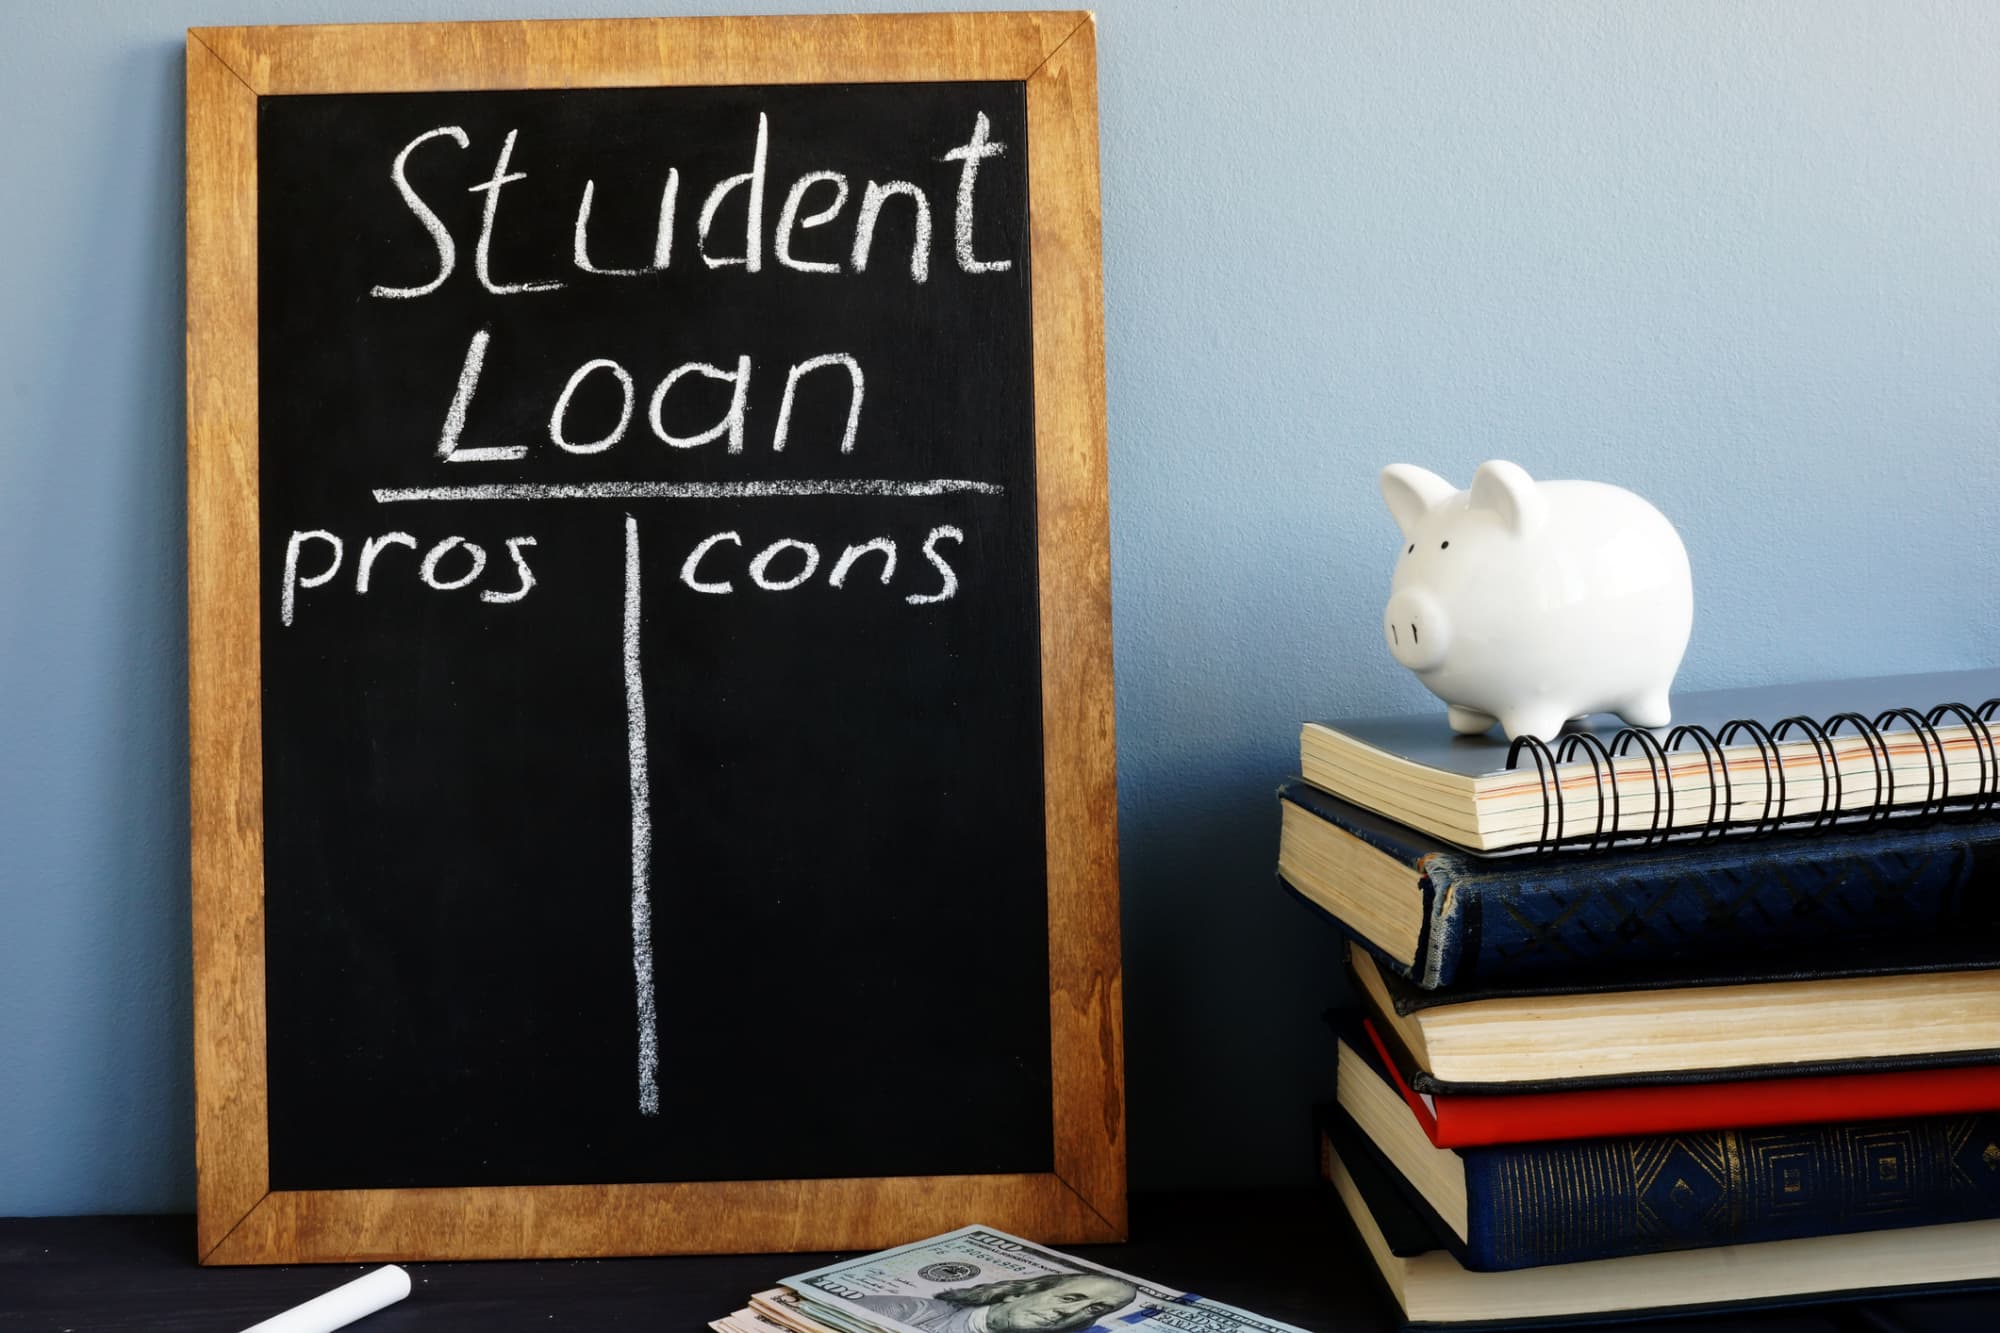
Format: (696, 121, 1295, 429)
(0, 32, 196, 1215)
(83, 41, 193, 1213)
(1118, 736, 1353, 1190)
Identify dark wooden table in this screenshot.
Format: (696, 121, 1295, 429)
(3, 1193, 1995, 1331)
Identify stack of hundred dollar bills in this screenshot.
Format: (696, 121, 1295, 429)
(713, 1226, 1312, 1333)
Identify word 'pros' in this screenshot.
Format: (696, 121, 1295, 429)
(278, 108, 1021, 628)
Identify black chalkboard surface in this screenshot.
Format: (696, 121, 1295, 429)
(188, 12, 1116, 1263)
(259, 80, 1050, 1187)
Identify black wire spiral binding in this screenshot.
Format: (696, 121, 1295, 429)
(1824, 712, 1892, 826)
(1555, 731, 1618, 852)
(1874, 707, 1947, 820)
(1929, 701, 1997, 814)
(1716, 718, 1783, 836)
(1771, 715, 1841, 831)
(1495, 693, 2000, 852)
(1983, 699, 2000, 810)
(1611, 726, 1674, 845)
(1666, 724, 1732, 841)
(1504, 733, 1563, 855)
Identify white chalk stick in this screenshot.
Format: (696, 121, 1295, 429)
(239, 1265, 411, 1333)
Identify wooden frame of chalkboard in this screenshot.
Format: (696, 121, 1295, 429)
(186, 13, 1119, 1265)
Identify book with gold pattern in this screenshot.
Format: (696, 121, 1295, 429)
(1333, 1031, 2000, 1271)
(1322, 1117, 2000, 1325)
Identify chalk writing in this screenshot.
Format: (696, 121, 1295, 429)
(369, 126, 470, 299)
(282, 92, 1027, 1125)
(624, 515, 659, 1117)
(368, 112, 1013, 294)
(550, 359, 636, 454)
(775, 171, 850, 273)
(479, 537, 539, 604)
(907, 526, 966, 605)
(282, 530, 342, 627)
(282, 529, 541, 620)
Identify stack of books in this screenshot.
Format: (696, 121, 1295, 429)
(1280, 669, 2000, 1326)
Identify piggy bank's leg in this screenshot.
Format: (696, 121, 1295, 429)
(1497, 705, 1571, 743)
(1447, 704, 1498, 735)
(1616, 689, 1673, 730)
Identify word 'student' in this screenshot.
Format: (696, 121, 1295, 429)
(370, 111, 1014, 298)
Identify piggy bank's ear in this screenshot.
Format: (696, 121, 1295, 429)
(1379, 465, 1456, 540)
(1467, 460, 1545, 537)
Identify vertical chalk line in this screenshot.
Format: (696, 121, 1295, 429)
(624, 514, 660, 1116)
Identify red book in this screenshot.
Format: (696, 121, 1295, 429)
(1361, 1018, 2000, 1148)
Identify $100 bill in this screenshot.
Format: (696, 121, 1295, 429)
(781, 1225, 1313, 1333)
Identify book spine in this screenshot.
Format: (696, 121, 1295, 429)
(1460, 1114, 2000, 1271)
(1436, 830, 1996, 988)
(1416, 871, 1464, 988)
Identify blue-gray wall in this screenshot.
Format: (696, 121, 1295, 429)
(2, 1, 1995, 1214)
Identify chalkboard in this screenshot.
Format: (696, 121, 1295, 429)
(186, 13, 1119, 1264)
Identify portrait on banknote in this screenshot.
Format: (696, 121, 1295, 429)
(851, 1274, 1140, 1333)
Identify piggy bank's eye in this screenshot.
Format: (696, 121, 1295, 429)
(1406, 544, 1413, 553)
(1440, 541, 1450, 550)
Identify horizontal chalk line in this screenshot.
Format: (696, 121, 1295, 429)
(372, 479, 1006, 503)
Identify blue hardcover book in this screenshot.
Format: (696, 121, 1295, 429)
(1321, 1108, 2000, 1327)
(1279, 779, 2000, 990)
(1335, 1027, 2000, 1273)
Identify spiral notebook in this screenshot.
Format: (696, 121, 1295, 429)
(1301, 668, 2000, 854)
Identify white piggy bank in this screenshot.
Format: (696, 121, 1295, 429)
(1379, 460, 1692, 742)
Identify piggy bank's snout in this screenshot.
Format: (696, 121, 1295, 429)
(1384, 587, 1450, 671)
